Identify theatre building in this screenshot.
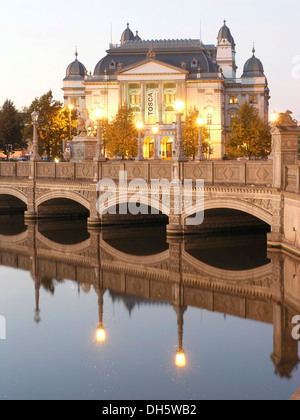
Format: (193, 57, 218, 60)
(62, 21, 270, 159)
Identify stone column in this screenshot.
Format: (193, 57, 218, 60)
(159, 82, 163, 124)
(141, 82, 145, 123)
(271, 115, 300, 189)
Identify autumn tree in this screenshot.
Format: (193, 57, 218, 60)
(226, 102, 271, 159)
(23, 91, 74, 161)
(0, 100, 25, 158)
(182, 107, 210, 159)
(105, 107, 138, 159)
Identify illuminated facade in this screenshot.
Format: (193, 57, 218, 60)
(62, 22, 270, 159)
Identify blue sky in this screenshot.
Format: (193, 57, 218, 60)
(0, 0, 299, 120)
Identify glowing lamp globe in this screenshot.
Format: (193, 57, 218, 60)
(197, 117, 204, 126)
(269, 113, 279, 123)
(174, 100, 184, 113)
(95, 108, 104, 120)
(136, 121, 144, 130)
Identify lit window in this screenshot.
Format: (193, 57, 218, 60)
(229, 95, 238, 104)
(207, 113, 213, 125)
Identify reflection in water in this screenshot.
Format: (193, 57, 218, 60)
(0, 215, 300, 398)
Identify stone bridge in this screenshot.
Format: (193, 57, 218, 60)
(0, 122, 300, 255)
(0, 221, 300, 378)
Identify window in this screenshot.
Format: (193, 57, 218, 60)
(70, 97, 79, 107)
(249, 94, 258, 104)
(163, 83, 176, 124)
(207, 113, 213, 125)
(229, 95, 239, 104)
(128, 83, 141, 121)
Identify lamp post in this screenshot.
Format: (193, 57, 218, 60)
(195, 117, 205, 161)
(68, 104, 74, 141)
(151, 125, 160, 160)
(135, 121, 145, 161)
(30, 111, 42, 162)
(173, 100, 188, 162)
(174, 305, 187, 368)
(93, 108, 106, 162)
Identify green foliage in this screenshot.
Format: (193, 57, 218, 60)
(105, 107, 138, 159)
(0, 99, 25, 154)
(227, 103, 271, 159)
(182, 107, 210, 159)
(23, 91, 73, 160)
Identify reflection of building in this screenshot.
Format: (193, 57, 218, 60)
(62, 22, 269, 160)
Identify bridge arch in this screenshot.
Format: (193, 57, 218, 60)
(0, 187, 28, 206)
(182, 197, 273, 227)
(35, 191, 90, 212)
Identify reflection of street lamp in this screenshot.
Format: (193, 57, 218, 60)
(173, 100, 188, 162)
(96, 287, 106, 344)
(68, 104, 74, 141)
(196, 117, 205, 161)
(151, 125, 160, 160)
(136, 121, 145, 161)
(30, 111, 42, 162)
(94, 108, 106, 162)
(174, 305, 187, 368)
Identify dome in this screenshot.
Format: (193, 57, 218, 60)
(121, 23, 135, 43)
(217, 20, 235, 47)
(134, 30, 141, 41)
(242, 48, 265, 77)
(65, 51, 86, 79)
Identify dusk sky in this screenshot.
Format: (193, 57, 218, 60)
(1, 0, 299, 120)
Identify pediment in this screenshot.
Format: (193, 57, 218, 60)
(116, 59, 189, 75)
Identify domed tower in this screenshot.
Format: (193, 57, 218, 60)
(65, 49, 87, 80)
(241, 46, 269, 122)
(120, 23, 135, 44)
(62, 49, 87, 110)
(241, 47, 265, 77)
(216, 20, 237, 79)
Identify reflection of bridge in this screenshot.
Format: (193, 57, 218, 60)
(0, 122, 300, 254)
(0, 221, 299, 378)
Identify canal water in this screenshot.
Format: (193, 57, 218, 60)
(0, 214, 300, 400)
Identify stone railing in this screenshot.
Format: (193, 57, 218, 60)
(0, 160, 275, 187)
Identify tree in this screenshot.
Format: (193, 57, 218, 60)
(23, 91, 73, 161)
(226, 103, 271, 159)
(0, 100, 25, 159)
(105, 107, 138, 159)
(182, 107, 210, 159)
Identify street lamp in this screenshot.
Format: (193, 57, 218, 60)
(151, 125, 160, 160)
(30, 111, 42, 161)
(93, 108, 106, 162)
(136, 121, 145, 161)
(68, 104, 74, 141)
(173, 100, 188, 162)
(196, 117, 205, 161)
